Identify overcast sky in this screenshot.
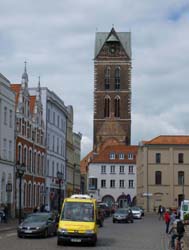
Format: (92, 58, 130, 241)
(1, 0, 189, 158)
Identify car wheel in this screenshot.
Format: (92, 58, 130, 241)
(131, 219, 134, 223)
(17, 233, 22, 238)
(57, 239, 62, 246)
(43, 229, 48, 238)
(113, 219, 115, 223)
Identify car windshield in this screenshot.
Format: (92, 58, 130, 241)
(132, 207, 140, 211)
(116, 209, 128, 214)
(62, 202, 94, 222)
(24, 214, 50, 223)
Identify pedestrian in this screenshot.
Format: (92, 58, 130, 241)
(170, 209, 176, 225)
(164, 209, 171, 233)
(33, 206, 38, 213)
(158, 205, 164, 220)
(3, 204, 8, 223)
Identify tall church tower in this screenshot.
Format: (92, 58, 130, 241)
(93, 28, 132, 152)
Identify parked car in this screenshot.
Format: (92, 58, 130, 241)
(97, 205, 104, 227)
(112, 208, 134, 223)
(17, 212, 57, 238)
(130, 206, 142, 219)
(138, 206, 144, 216)
(98, 203, 111, 217)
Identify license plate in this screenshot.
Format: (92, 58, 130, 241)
(71, 238, 81, 242)
(25, 230, 32, 233)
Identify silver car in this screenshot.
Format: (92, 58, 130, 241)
(17, 212, 57, 238)
(130, 207, 142, 219)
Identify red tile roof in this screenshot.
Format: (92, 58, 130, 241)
(144, 135, 189, 145)
(10, 84, 21, 108)
(91, 145, 138, 164)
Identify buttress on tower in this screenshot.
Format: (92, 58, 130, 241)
(93, 28, 132, 152)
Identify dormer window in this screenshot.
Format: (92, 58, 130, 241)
(128, 153, 133, 160)
(119, 153, 124, 160)
(109, 152, 115, 160)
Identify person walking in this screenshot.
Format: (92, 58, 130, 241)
(3, 204, 8, 223)
(158, 205, 164, 220)
(164, 209, 171, 233)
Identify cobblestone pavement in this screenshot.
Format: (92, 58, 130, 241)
(0, 214, 169, 250)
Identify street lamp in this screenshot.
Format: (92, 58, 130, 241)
(57, 171, 64, 213)
(16, 161, 26, 224)
(182, 175, 185, 201)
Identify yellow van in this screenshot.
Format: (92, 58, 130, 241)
(57, 194, 98, 246)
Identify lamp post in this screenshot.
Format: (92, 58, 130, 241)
(16, 161, 26, 224)
(182, 175, 185, 201)
(57, 171, 63, 213)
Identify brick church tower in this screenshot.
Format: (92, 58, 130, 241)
(93, 28, 132, 152)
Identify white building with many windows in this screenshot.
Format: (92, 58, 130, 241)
(0, 73, 15, 216)
(88, 145, 138, 208)
(29, 87, 67, 211)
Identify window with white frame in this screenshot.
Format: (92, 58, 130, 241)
(52, 161, 54, 177)
(47, 159, 49, 176)
(9, 140, 12, 161)
(9, 110, 13, 128)
(53, 111, 55, 124)
(3, 138, 7, 159)
(4, 107, 7, 125)
(109, 152, 115, 160)
(110, 165, 115, 174)
(128, 180, 134, 188)
(119, 165, 124, 174)
(128, 165, 134, 174)
(101, 165, 106, 174)
(128, 153, 133, 160)
(47, 108, 50, 122)
(119, 153, 124, 159)
(119, 179, 125, 188)
(110, 179, 115, 188)
(101, 179, 106, 188)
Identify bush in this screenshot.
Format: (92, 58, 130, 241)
(184, 213, 189, 221)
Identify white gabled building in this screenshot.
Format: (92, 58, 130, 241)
(29, 87, 68, 211)
(88, 145, 138, 207)
(0, 73, 15, 216)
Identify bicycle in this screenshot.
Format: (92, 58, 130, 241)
(168, 234, 184, 250)
(175, 236, 184, 250)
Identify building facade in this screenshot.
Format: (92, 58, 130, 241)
(88, 145, 137, 207)
(11, 66, 46, 214)
(0, 73, 15, 216)
(29, 87, 68, 211)
(137, 135, 189, 212)
(93, 28, 132, 152)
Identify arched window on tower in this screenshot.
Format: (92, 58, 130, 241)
(104, 67, 110, 90)
(115, 67, 120, 90)
(114, 96, 120, 117)
(104, 96, 110, 117)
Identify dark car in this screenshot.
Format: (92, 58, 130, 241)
(112, 208, 134, 223)
(97, 205, 105, 227)
(17, 212, 57, 238)
(98, 203, 111, 217)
